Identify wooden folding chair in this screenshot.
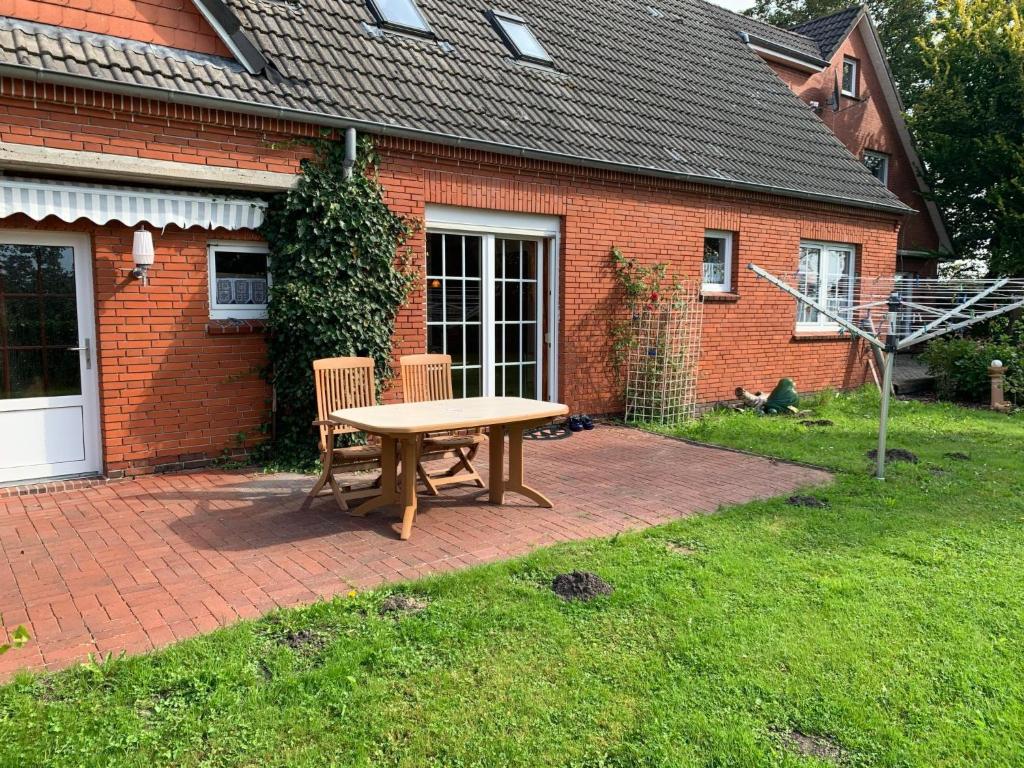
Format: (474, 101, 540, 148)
(400, 353, 486, 495)
(304, 357, 385, 511)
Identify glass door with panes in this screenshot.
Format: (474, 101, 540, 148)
(0, 232, 101, 483)
(426, 232, 544, 399)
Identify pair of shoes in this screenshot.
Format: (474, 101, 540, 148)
(566, 415, 595, 432)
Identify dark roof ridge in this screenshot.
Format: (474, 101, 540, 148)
(791, 3, 865, 31)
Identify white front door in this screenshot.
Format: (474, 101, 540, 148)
(0, 231, 102, 483)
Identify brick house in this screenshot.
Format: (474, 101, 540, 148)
(0, 0, 922, 484)
(732, 5, 951, 276)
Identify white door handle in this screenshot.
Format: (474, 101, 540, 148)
(68, 338, 92, 370)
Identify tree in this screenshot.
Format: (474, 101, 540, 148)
(746, 0, 935, 105)
(910, 0, 1024, 275)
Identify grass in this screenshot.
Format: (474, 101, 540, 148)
(2, 389, 1024, 766)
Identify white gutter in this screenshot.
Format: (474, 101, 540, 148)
(746, 43, 826, 73)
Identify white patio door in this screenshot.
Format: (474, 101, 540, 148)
(426, 231, 551, 400)
(0, 231, 101, 483)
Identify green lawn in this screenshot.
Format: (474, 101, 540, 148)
(3, 390, 1024, 767)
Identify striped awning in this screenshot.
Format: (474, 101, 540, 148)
(0, 177, 267, 230)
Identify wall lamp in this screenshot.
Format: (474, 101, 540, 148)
(132, 227, 155, 285)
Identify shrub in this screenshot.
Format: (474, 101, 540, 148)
(920, 328, 1021, 403)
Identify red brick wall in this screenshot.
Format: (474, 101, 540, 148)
(767, 24, 942, 260)
(8, 0, 231, 57)
(0, 82, 318, 475)
(0, 79, 312, 173)
(0, 81, 900, 477)
(374, 137, 899, 415)
(0, 214, 269, 476)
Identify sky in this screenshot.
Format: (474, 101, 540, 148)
(707, 0, 751, 11)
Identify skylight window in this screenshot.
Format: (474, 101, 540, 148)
(488, 11, 551, 64)
(366, 0, 432, 35)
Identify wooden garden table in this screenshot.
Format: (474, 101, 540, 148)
(330, 396, 569, 540)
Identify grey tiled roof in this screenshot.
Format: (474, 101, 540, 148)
(0, 2, 908, 213)
(791, 5, 863, 60)
(699, 2, 824, 61)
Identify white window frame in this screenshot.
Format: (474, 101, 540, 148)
(863, 150, 889, 186)
(702, 229, 734, 293)
(207, 241, 270, 320)
(841, 57, 859, 97)
(796, 240, 857, 331)
(424, 205, 560, 402)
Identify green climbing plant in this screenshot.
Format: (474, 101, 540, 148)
(259, 139, 414, 467)
(609, 247, 702, 423)
(610, 247, 679, 369)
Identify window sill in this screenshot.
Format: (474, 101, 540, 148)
(206, 319, 267, 336)
(701, 291, 740, 303)
(791, 329, 849, 342)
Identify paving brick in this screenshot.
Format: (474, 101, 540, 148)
(0, 426, 829, 679)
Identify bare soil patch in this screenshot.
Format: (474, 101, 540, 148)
(666, 542, 698, 555)
(787, 495, 828, 508)
(281, 629, 327, 653)
(379, 594, 429, 617)
(777, 729, 846, 763)
(551, 571, 613, 601)
(866, 448, 919, 463)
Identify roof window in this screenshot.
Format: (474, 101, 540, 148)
(366, 0, 432, 36)
(487, 10, 551, 65)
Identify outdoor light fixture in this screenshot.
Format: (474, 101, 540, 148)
(132, 227, 155, 285)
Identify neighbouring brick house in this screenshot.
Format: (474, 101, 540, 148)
(0, 0, 931, 485)
(736, 5, 950, 276)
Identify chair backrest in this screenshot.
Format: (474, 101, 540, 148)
(313, 357, 376, 449)
(401, 354, 454, 403)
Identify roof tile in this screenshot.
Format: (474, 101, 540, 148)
(792, 5, 863, 60)
(0, 3, 907, 212)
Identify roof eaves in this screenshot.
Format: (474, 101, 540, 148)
(739, 32, 829, 71)
(190, 0, 268, 75)
(0, 56, 914, 217)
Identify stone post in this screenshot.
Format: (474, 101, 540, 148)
(989, 360, 1010, 412)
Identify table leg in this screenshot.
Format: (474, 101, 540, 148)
(488, 424, 505, 505)
(505, 423, 554, 508)
(399, 436, 419, 540)
(349, 435, 397, 517)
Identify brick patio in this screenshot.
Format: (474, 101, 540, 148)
(0, 425, 830, 678)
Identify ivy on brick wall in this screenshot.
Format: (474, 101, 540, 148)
(258, 139, 414, 466)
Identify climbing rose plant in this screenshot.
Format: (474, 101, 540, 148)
(259, 140, 414, 465)
(608, 246, 686, 374)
